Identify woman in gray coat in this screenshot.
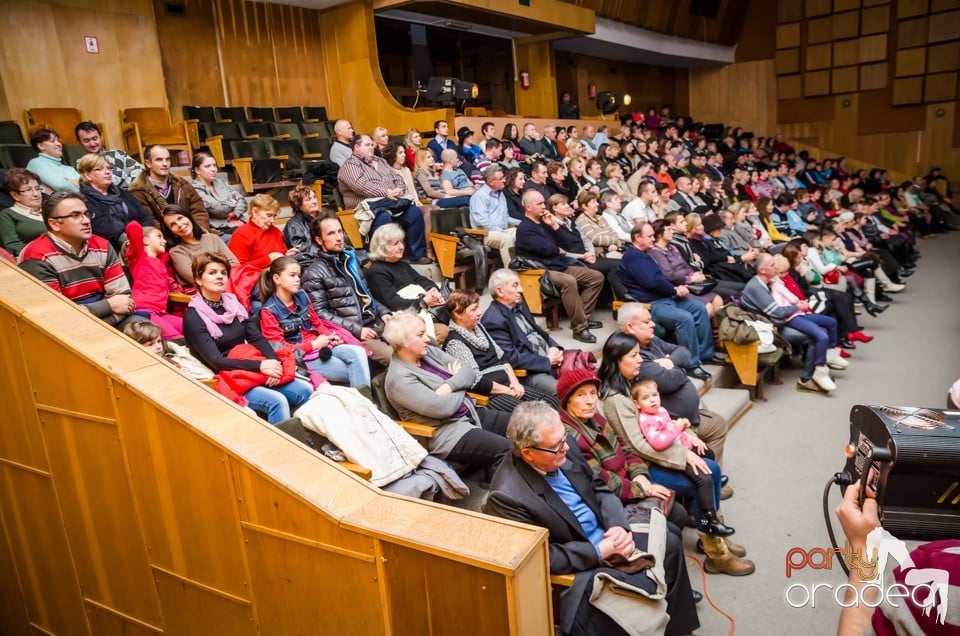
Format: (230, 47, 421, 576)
(383, 311, 510, 467)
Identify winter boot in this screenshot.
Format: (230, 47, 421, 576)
(701, 534, 756, 576)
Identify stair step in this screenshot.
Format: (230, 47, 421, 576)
(701, 387, 752, 428)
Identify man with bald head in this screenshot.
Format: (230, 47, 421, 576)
(617, 302, 732, 492)
(515, 189, 604, 343)
(328, 119, 355, 166)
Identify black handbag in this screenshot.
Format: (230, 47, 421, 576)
(508, 257, 560, 303)
(686, 279, 718, 295)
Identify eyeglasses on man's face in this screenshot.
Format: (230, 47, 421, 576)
(527, 438, 568, 455)
(50, 211, 90, 221)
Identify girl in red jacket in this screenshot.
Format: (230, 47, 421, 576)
(125, 221, 183, 339)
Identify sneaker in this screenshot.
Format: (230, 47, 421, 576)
(797, 378, 826, 393)
(812, 365, 837, 391)
(849, 330, 874, 343)
(839, 349, 852, 359)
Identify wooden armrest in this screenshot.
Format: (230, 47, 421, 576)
(216, 119, 233, 123)
(205, 134, 224, 143)
(303, 153, 323, 160)
(244, 134, 260, 139)
(276, 133, 291, 140)
(271, 154, 289, 161)
(184, 118, 199, 124)
(419, 198, 433, 205)
(248, 118, 264, 123)
(551, 573, 575, 587)
(121, 122, 137, 133)
(168, 292, 191, 303)
(200, 377, 217, 387)
(467, 392, 489, 406)
(513, 369, 527, 378)
(275, 118, 292, 124)
(304, 118, 320, 123)
(464, 228, 488, 237)
(397, 420, 436, 438)
(303, 133, 319, 139)
(340, 461, 372, 480)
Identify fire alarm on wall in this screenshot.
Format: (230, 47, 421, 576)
(84, 37, 99, 54)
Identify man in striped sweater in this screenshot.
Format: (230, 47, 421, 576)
(19, 191, 142, 329)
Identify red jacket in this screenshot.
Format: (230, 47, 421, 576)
(125, 221, 180, 313)
(228, 222, 288, 269)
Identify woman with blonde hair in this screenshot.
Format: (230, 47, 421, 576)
(77, 153, 154, 250)
(372, 126, 390, 156)
(403, 128, 422, 170)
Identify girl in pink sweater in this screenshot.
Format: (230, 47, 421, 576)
(632, 378, 733, 536)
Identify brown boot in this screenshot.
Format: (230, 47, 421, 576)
(700, 534, 755, 576)
(696, 537, 747, 558)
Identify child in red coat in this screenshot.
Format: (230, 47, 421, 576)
(125, 221, 183, 339)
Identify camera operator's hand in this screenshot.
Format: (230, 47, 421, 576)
(835, 478, 879, 552)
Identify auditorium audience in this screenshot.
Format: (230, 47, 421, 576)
(74, 121, 143, 190)
(0, 169, 46, 255)
(162, 205, 238, 289)
(129, 145, 210, 230)
(383, 310, 510, 466)
(19, 191, 142, 330)
(183, 251, 313, 423)
(442, 289, 557, 412)
(26, 128, 80, 193)
(189, 151, 247, 236)
(258, 256, 371, 389)
(77, 153, 154, 251)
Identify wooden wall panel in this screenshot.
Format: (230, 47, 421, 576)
(515, 40, 558, 118)
(831, 10, 861, 39)
(925, 72, 959, 101)
(0, 259, 553, 635)
(927, 42, 960, 73)
(689, 60, 778, 131)
(859, 34, 888, 63)
(860, 5, 890, 33)
(860, 62, 889, 89)
(153, 0, 224, 117)
(897, 48, 928, 76)
(898, 17, 931, 48)
(927, 9, 960, 40)
(777, 23, 802, 49)
(834, 0, 862, 10)
(0, 467, 89, 636)
(38, 410, 162, 630)
(833, 39, 861, 66)
(807, 43, 834, 70)
(777, 49, 801, 74)
(805, 70, 833, 95)
(894, 77, 926, 104)
(807, 16, 833, 43)
(779, 75, 804, 99)
(806, 0, 833, 17)
(833, 66, 860, 92)
(0, 1, 167, 151)
(779, 0, 804, 22)
(898, 0, 931, 17)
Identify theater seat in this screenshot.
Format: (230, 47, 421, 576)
(0, 121, 26, 145)
(24, 108, 108, 147)
(120, 107, 192, 164)
(0, 144, 38, 169)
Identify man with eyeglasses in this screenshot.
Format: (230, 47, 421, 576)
(19, 191, 143, 329)
(468, 165, 515, 265)
(485, 401, 699, 636)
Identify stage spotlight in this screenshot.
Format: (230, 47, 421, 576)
(595, 91, 630, 115)
(425, 77, 478, 105)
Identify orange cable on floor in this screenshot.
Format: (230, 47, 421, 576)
(685, 552, 736, 635)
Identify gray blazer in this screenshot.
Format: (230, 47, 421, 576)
(385, 346, 480, 458)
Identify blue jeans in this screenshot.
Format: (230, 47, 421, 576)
(244, 378, 314, 424)
(650, 297, 715, 366)
(436, 195, 472, 208)
(648, 459, 722, 523)
(786, 312, 838, 368)
(369, 203, 427, 259)
(306, 344, 370, 388)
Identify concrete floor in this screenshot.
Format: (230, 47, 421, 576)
(446, 231, 959, 635)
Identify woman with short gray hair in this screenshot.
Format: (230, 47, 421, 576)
(383, 311, 510, 467)
(366, 224, 449, 342)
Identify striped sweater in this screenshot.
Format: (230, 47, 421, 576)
(19, 233, 130, 324)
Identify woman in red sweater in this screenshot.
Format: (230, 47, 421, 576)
(227, 194, 295, 269)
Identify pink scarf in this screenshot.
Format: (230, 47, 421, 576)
(188, 292, 248, 340)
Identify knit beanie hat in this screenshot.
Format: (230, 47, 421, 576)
(556, 368, 601, 407)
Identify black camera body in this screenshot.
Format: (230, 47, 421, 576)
(844, 404, 960, 539)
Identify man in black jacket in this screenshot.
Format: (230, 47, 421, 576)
(300, 215, 393, 366)
(485, 401, 699, 636)
(515, 190, 604, 343)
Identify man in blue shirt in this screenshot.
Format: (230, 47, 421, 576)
(486, 401, 699, 636)
(469, 165, 516, 265)
(427, 119, 457, 163)
(617, 222, 718, 369)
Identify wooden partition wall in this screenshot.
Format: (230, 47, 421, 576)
(0, 260, 552, 635)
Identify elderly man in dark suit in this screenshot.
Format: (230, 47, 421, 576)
(485, 401, 699, 636)
(481, 268, 564, 395)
